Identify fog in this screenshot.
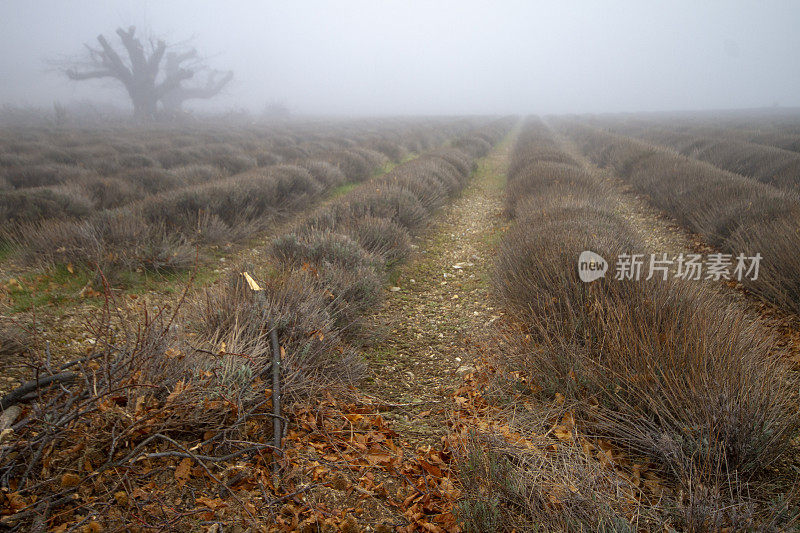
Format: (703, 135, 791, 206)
(1, 0, 799, 116)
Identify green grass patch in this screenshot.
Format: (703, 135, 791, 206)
(4, 264, 97, 313)
(3, 262, 221, 313)
(330, 182, 359, 199)
(112, 265, 220, 295)
(0, 241, 16, 263)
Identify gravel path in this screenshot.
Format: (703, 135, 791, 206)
(359, 129, 517, 447)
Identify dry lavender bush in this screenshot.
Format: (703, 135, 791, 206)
(461, 118, 799, 532)
(554, 120, 800, 315)
(0, 118, 474, 275)
(604, 123, 800, 192)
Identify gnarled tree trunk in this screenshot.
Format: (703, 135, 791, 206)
(64, 26, 229, 121)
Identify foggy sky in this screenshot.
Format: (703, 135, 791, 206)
(1, 0, 799, 115)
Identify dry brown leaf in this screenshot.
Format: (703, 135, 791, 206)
(418, 459, 442, 478)
(60, 473, 81, 488)
(174, 457, 192, 487)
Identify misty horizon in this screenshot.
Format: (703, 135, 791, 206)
(1, 0, 799, 116)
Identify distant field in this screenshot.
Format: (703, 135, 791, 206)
(0, 118, 482, 277)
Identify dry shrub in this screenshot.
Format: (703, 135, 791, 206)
(260, 121, 511, 344)
(117, 152, 159, 169)
(326, 148, 376, 182)
(350, 147, 389, 169)
(452, 136, 492, 158)
(85, 155, 122, 175)
(195, 268, 365, 397)
(636, 129, 800, 192)
(422, 156, 468, 194)
(3, 164, 92, 189)
(458, 432, 650, 532)
(383, 153, 470, 211)
(5, 118, 509, 278)
(320, 262, 384, 334)
(169, 163, 224, 186)
(346, 186, 430, 231)
(727, 217, 800, 312)
(19, 218, 100, 267)
(488, 119, 800, 531)
(0, 187, 92, 225)
(194, 211, 246, 245)
(115, 167, 182, 194)
(340, 215, 411, 267)
(384, 170, 449, 211)
(271, 144, 309, 162)
(504, 161, 607, 218)
(140, 165, 322, 237)
(428, 147, 474, 176)
(255, 150, 282, 166)
(508, 122, 578, 179)
(21, 211, 194, 273)
(494, 199, 637, 319)
(0, 153, 36, 169)
(0, 294, 316, 530)
(40, 149, 79, 165)
(271, 230, 380, 271)
(368, 138, 407, 162)
(271, 164, 323, 191)
(81, 176, 143, 209)
(299, 160, 346, 188)
(268, 230, 385, 334)
(0, 325, 30, 356)
(203, 144, 258, 174)
(153, 147, 205, 168)
(559, 122, 800, 313)
(516, 274, 795, 478)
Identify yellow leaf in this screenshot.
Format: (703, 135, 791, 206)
(166, 380, 189, 404)
(553, 425, 573, 442)
(241, 271, 262, 291)
(66, 263, 74, 274)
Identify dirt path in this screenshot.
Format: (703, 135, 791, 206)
(258, 132, 519, 532)
(358, 130, 516, 449)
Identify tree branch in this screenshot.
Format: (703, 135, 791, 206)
(146, 40, 167, 79)
(115, 26, 147, 77)
(96, 34, 132, 85)
(166, 49, 197, 71)
(155, 68, 194, 98)
(163, 70, 233, 102)
(66, 69, 114, 80)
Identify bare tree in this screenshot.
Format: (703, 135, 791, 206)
(160, 49, 233, 114)
(63, 27, 232, 120)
